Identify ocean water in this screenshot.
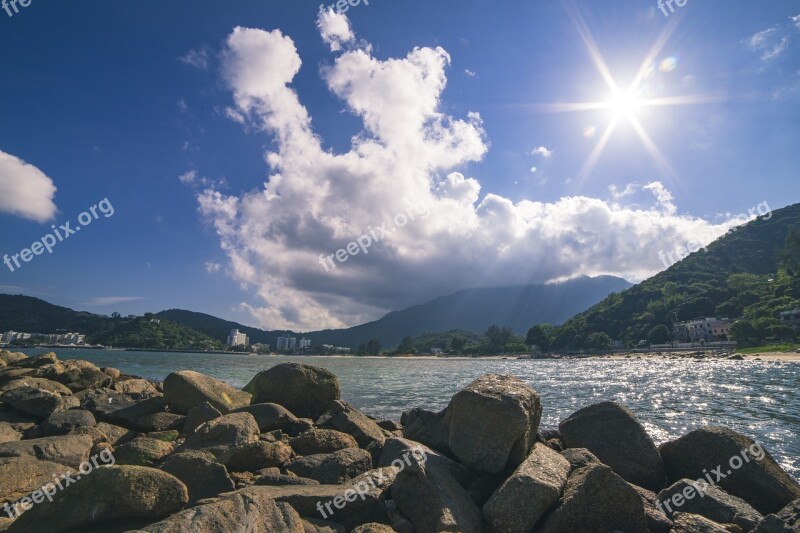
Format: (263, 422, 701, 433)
(18, 349, 800, 479)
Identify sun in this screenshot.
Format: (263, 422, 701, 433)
(607, 89, 642, 120)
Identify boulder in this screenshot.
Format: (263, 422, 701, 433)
(351, 524, 397, 533)
(287, 448, 373, 484)
(560, 447, 602, 471)
(539, 463, 649, 533)
(631, 484, 673, 533)
(241, 467, 399, 530)
(401, 408, 451, 455)
(0, 351, 26, 365)
(0, 421, 21, 443)
(5, 465, 189, 532)
(15, 352, 58, 368)
(138, 412, 185, 433)
(79, 389, 167, 429)
(0, 367, 36, 387)
(392, 456, 483, 533)
(95, 422, 137, 446)
(378, 437, 472, 489)
(669, 512, 730, 532)
(181, 412, 260, 460)
(112, 378, 160, 397)
(657, 478, 763, 531)
(559, 401, 666, 491)
(0, 457, 71, 505)
(0, 377, 72, 396)
(163, 370, 251, 414)
(0, 386, 78, 418)
(115, 436, 175, 466)
(255, 472, 321, 487)
(483, 443, 571, 532)
(42, 366, 112, 392)
(317, 400, 387, 448)
(290, 428, 359, 455)
(183, 401, 222, 435)
(232, 402, 300, 432)
(303, 517, 347, 532)
(136, 490, 305, 532)
(160, 451, 236, 504)
(445, 374, 542, 474)
(0, 434, 93, 468)
(754, 499, 800, 531)
(38, 409, 96, 437)
(224, 441, 294, 472)
(659, 426, 800, 515)
(243, 363, 340, 419)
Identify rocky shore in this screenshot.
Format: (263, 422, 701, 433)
(0, 350, 798, 532)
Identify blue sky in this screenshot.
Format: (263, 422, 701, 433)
(1, 0, 799, 331)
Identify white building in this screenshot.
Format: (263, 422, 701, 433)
(277, 336, 297, 351)
(227, 329, 249, 347)
(674, 317, 734, 343)
(299, 338, 311, 349)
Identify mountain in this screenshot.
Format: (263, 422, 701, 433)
(537, 203, 800, 350)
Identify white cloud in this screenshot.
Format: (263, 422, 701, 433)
(178, 170, 197, 184)
(747, 27, 789, 60)
(180, 47, 211, 69)
(792, 14, 800, 29)
(84, 296, 145, 306)
(530, 166, 538, 173)
(531, 146, 552, 158)
(0, 150, 58, 222)
(609, 182, 639, 200)
(465, 69, 476, 77)
(316, 8, 355, 52)
(205, 261, 222, 273)
(196, 19, 743, 331)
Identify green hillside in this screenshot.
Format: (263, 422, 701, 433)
(532, 203, 800, 350)
(91, 315, 224, 350)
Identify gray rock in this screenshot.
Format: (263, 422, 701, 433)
(302, 517, 347, 532)
(0, 386, 78, 418)
(753, 499, 800, 532)
(138, 412, 185, 433)
(659, 426, 800, 515)
(0, 457, 71, 506)
(164, 370, 251, 414)
(483, 443, 570, 532)
(115, 436, 175, 466)
(112, 378, 160, 397)
(0, 421, 21, 443)
(239, 467, 399, 530)
(669, 512, 730, 532)
(379, 436, 472, 489)
(224, 440, 294, 472)
(540, 463, 649, 533)
(39, 409, 97, 437)
(392, 456, 483, 533)
(95, 421, 137, 446)
(287, 448, 373, 484)
(183, 401, 222, 435)
(80, 389, 167, 430)
(243, 363, 341, 419)
(5, 465, 189, 533)
(631, 483, 673, 533)
(401, 407, 451, 455)
(0, 377, 72, 396)
(445, 374, 542, 474)
(560, 447, 602, 471)
(0, 434, 93, 468)
(160, 451, 236, 504)
(350, 524, 397, 533)
(657, 478, 763, 530)
(255, 472, 321, 486)
(137, 490, 305, 532)
(317, 400, 387, 448)
(559, 401, 666, 491)
(232, 402, 300, 432)
(181, 411, 260, 460)
(290, 428, 358, 455)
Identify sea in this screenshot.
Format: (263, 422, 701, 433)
(17, 348, 800, 479)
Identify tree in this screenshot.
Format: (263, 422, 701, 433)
(450, 336, 467, 352)
(647, 325, 672, 345)
(730, 320, 760, 347)
(397, 336, 414, 353)
(778, 226, 800, 275)
(486, 325, 514, 353)
(365, 339, 382, 355)
(584, 332, 612, 350)
(526, 324, 554, 351)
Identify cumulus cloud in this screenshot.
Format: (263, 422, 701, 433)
(531, 146, 552, 158)
(195, 19, 744, 331)
(0, 150, 58, 222)
(178, 170, 197, 184)
(317, 8, 355, 52)
(792, 14, 800, 29)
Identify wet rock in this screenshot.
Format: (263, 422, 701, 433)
(160, 451, 236, 504)
(392, 456, 483, 533)
(483, 443, 570, 532)
(317, 401, 387, 448)
(137, 490, 305, 532)
(181, 411, 260, 460)
(243, 467, 399, 530)
(224, 441, 294, 472)
(38, 409, 96, 437)
(657, 478, 763, 531)
(669, 512, 730, 532)
(540, 463, 649, 533)
(559, 401, 666, 491)
(115, 436, 175, 466)
(164, 370, 251, 414)
(290, 428, 359, 455)
(5, 465, 189, 532)
(445, 374, 542, 474)
(183, 401, 222, 435)
(244, 363, 341, 419)
(0, 434, 93, 468)
(287, 448, 373, 484)
(659, 426, 800, 515)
